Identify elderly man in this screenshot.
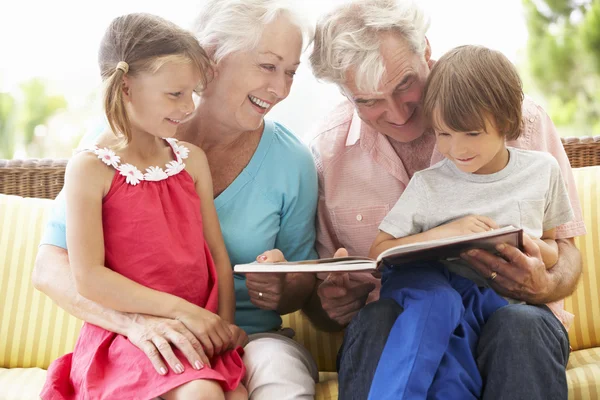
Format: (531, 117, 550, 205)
(304, 1, 585, 399)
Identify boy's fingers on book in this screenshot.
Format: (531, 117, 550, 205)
(476, 215, 499, 229)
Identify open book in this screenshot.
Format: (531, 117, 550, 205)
(233, 226, 523, 273)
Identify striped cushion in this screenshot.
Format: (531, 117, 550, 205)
(0, 194, 82, 369)
(567, 347, 600, 400)
(281, 311, 344, 373)
(565, 167, 600, 351)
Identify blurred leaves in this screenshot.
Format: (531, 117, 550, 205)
(0, 78, 67, 158)
(0, 92, 16, 158)
(524, 0, 600, 135)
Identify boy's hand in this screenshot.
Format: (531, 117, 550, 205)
(434, 215, 498, 238)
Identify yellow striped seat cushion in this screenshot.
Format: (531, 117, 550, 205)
(281, 311, 344, 373)
(565, 167, 600, 351)
(0, 194, 83, 369)
(567, 347, 600, 400)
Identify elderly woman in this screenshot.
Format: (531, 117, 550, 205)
(33, 1, 320, 398)
(303, 1, 585, 399)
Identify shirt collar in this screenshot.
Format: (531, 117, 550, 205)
(346, 110, 363, 146)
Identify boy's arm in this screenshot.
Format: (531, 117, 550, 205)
(370, 215, 500, 259)
(536, 228, 559, 268)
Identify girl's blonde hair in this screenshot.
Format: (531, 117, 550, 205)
(99, 13, 212, 143)
(423, 45, 523, 140)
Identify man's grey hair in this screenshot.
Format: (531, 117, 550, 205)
(193, 0, 313, 64)
(310, 0, 430, 93)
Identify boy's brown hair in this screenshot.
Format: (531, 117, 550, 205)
(99, 13, 212, 144)
(423, 45, 523, 141)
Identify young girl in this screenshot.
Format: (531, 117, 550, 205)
(40, 14, 247, 400)
(367, 46, 574, 400)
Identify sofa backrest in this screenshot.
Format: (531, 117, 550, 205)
(565, 166, 600, 351)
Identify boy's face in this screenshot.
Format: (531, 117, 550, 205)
(433, 112, 508, 174)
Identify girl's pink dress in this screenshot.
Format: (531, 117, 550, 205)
(41, 140, 245, 400)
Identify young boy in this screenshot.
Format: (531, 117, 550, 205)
(367, 45, 574, 400)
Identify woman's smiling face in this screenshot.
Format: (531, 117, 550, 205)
(205, 15, 303, 132)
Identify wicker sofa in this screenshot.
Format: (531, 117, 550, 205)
(0, 137, 599, 400)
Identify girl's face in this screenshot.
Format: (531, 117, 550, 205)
(434, 112, 509, 175)
(123, 61, 203, 139)
(202, 15, 303, 132)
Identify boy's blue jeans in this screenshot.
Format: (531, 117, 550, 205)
(367, 262, 508, 400)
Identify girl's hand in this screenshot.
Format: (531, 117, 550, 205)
(433, 215, 499, 239)
(176, 306, 233, 360)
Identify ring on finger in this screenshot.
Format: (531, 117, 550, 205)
(489, 271, 498, 281)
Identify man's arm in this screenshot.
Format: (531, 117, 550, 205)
(545, 238, 582, 301)
(32, 245, 209, 373)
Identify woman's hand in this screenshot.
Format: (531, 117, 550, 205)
(432, 215, 499, 239)
(245, 249, 288, 310)
(176, 305, 233, 361)
(228, 323, 249, 349)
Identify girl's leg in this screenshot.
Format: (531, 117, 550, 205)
(225, 385, 248, 400)
(162, 379, 225, 400)
(368, 263, 465, 400)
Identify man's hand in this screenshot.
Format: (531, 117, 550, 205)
(126, 314, 209, 375)
(461, 234, 553, 303)
(245, 249, 287, 311)
(316, 248, 376, 327)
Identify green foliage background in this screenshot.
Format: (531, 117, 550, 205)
(524, 0, 600, 135)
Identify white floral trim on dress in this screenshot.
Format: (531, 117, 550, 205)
(90, 139, 189, 186)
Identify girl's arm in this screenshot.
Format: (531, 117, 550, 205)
(65, 152, 198, 319)
(536, 228, 559, 268)
(185, 144, 236, 324)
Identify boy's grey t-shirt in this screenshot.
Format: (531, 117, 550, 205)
(379, 147, 574, 287)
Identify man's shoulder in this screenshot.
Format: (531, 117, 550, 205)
(308, 100, 358, 168)
(512, 147, 560, 171)
(309, 100, 355, 149)
(521, 95, 546, 125)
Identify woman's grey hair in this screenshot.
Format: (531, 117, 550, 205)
(310, 0, 430, 93)
(193, 0, 313, 64)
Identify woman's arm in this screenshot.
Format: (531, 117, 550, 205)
(65, 153, 197, 319)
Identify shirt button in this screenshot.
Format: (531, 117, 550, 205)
(529, 117, 535, 123)
(356, 214, 363, 221)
